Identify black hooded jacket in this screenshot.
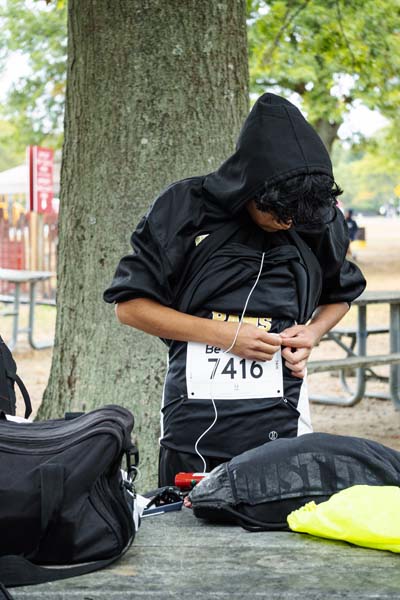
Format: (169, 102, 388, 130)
(104, 93, 365, 314)
(104, 93, 366, 459)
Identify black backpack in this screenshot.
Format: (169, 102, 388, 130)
(189, 432, 400, 531)
(0, 405, 138, 595)
(0, 335, 31, 418)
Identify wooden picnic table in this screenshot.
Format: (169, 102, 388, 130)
(12, 508, 400, 599)
(308, 290, 400, 408)
(0, 268, 55, 351)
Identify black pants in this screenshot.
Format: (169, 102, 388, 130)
(158, 445, 227, 487)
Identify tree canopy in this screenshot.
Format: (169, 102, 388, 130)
(247, 0, 400, 150)
(1, 0, 400, 175)
(333, 127, 400, 212)
(0, 0, 66, 160)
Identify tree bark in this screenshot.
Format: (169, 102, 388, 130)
(313, 118, 340, 154)
(38, 0, 249, 489)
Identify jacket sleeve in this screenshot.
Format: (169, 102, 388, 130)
(296, 207, 366, 306)
(103, 215, 176, 306)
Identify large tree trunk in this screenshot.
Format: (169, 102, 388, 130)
(38, 0, 249, 488)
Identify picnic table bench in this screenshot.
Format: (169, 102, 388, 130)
(0, 268, 55, 351)
(308, 290, 400, 408)
(12, 508, 400, 599)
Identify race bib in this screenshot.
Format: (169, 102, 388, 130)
(186, 342, 283, 400)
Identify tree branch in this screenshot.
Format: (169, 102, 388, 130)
(262, 0, 312, 65)
(335, 0, 356, 71)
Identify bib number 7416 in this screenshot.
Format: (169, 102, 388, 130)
(186, 343, 283, 400)
(208, 357, 264, 380)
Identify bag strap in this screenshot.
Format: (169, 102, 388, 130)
(0, 583, 13, 600)
(0, 339, 13, 415)
(0, 540, 133, 588)
(39, 464, 65, 546)
(14, 375, 32, 419)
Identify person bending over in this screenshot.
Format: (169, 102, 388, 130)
(104, 93, 366, 486)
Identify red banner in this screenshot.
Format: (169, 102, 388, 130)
(28, 145, 55, 213)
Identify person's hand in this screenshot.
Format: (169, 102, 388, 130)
(219, 321, 282, 362)
(279, 324, 321, 378)
(184, 495, 192, 508)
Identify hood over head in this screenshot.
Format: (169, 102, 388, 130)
(202, 93, 333, 216)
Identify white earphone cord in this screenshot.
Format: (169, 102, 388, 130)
(194, 252, 266, 473)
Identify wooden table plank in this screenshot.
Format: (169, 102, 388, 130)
(0, 268, 55, 283)
(353, 290, 400, 306)
(308, 352, 400, 373)
(12, 509, 400, 599)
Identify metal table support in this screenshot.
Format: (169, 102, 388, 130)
(390, 302, 400, 408)
(310, 291, 400, 408)
(310, 305, 367, 407)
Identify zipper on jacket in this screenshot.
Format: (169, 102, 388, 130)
(281, 397, 300, 415)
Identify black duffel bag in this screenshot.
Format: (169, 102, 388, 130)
(0, 405, 138, 591)
(189, 432, 400, 531)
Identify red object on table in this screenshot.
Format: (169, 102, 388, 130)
(174, 472, 207, 491)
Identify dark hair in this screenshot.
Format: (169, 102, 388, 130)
(253, 173, 343, 227)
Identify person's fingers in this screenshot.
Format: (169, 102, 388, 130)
(238, 330, 282, 354)
(281, 346, 294, 360)
(286, 358, 307, 373)
(290, 368, 306, 379)
(260, 335, 282, 347)
(229, 324, 283, 358)
(282, 347, 309, 363)
(255, 339, 282, 353)
(280, 335, 312, 349)
(280, 325, 305, 338)
(250, 351, 275, 362)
